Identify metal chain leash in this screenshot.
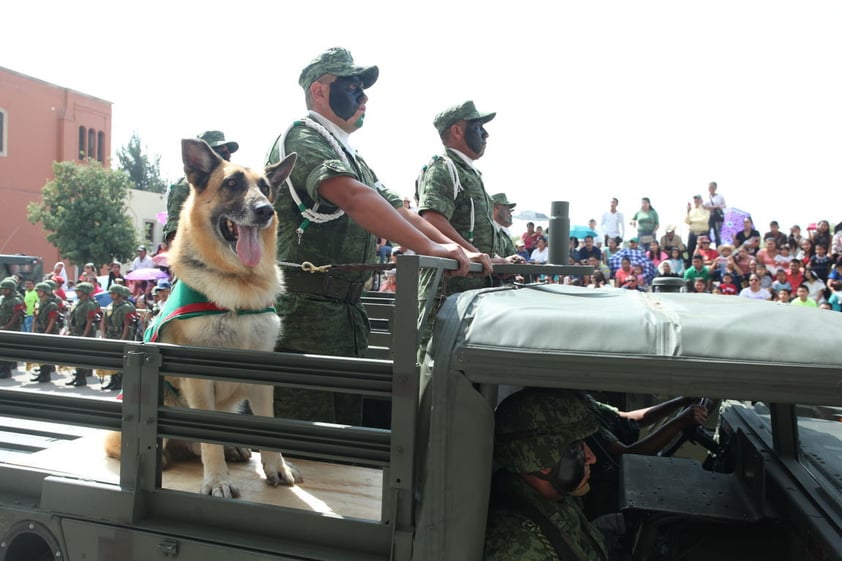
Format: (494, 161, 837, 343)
(277, 261, 397, 273)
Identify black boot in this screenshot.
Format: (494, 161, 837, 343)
(66, 371, 87, 387)
(102, 373, 122, 391)
(106, 373, 122, 392)
(33, 365, 53, 383)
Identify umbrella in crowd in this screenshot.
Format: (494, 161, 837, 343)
(719, 207, 752, 246)
(125, 267, 169, 281)
(608, 248, 658, 284)
(514, 210, 550, 221)
(570, 225, 599, 239)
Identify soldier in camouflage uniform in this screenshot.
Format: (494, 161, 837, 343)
(415, 103, 523, 359)
(484, 388, 611, 561)
(0, 278, 25, 378)
(417, 100, 524, 293)
(31, 282, 61, 383)
(491, 193, 519, 262)
(100, 285, 137, 391)
(64, 282, 101, 387)
(163, 130, 239, 243)
(265, 47, 486, 425)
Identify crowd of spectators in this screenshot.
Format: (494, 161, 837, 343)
(509, 211, 842, 310)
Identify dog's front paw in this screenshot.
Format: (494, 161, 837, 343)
(200, 476, 241, 498)
(263, 454, 303, 486)
(224, 446, 252, 462)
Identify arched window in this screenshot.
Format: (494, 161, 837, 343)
(88, 128, 96, 161)
(0, 108, 6, 156)
(78, 126, 86, 160)
(97, 131, 105, 162)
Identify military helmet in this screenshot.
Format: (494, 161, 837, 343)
(44, 279, 58, 290)
(0, 278, 17, 290)
(75, 282, 94, 295)
(35, 282, 53, 293)
(494, 389, 598, 473)
(109, 284, 131, 298)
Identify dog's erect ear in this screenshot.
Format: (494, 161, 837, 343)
(182, 139, 224, 192)
(264, 153, 297, 200)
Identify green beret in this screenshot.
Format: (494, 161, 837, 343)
(433, 100, 495, 136)
(75, 282, 94, 295)
(298, 47, 379, 90)
(494, 389, 597, 473)
(0, 278, 17, 290)
(197, 130, 239, 154)
(491, 193, 516, 208)
(35, 282, 53, 293)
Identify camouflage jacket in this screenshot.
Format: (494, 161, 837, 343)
(495, 225, 518, 259)
(34, 299, 61, 334)
(267, 115, 402, 288)
(484, 472, 608, 561)
(0, 293, 25, 330)
(417, 148, 498, 255)
(68, 298, 101, 337)
(163, 177, 190, 241)
(103, 300, 137, 340)
(417, 148, 499, 294)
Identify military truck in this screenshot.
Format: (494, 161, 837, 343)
(0, 254, 43, 283)
(0, 254, 840, 561)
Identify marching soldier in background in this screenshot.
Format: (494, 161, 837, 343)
(65, 282, 101, 387)
(31, 282, 61, 383)
(99, 284, 137, 391)
(0, 278, 25, 378)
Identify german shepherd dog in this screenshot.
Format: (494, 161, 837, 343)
(105, 139, 300, 497)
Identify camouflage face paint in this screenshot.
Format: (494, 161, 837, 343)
(464, 120, 487, 155)
(330, 76, 366, 121)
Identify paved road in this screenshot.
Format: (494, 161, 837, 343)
(0, 362, 119, 399)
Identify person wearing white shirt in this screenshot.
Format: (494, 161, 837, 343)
(530, 236, 549, 264)
(600, 197, 624, 246)
(130, 246, 155, 271)
(702, 182, 727, 247)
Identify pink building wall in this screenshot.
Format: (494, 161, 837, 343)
(0, 66, 112, 265)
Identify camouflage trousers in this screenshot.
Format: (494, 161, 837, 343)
(274, 292, 369, 426)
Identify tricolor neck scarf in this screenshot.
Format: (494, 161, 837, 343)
(144, 281, 276, 343)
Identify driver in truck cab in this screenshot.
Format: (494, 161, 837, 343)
(485, 388, 626, 561)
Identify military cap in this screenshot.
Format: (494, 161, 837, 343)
(433, 100, 496, 136)
(35, 282, 53, 293)
(0, 278, 17, 290)
(299, 47, 379, 90)
(198, 130, 239, 154)
(494, 388, 598, 473)
(109, 284, 131, 297)
(491, 193, 516, 209)
(75, 282, 94, 295)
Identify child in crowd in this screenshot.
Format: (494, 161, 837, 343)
(666, 247, 685, 276)
(719, 272, 739, 295)
(771, 268, 792, 296)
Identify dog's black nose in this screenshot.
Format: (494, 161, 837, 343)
(253, 203, 274, 222)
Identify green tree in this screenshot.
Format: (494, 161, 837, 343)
(27, 160, 139, 269)
(117, 132, 167, 193)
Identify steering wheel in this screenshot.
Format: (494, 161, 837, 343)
(657, 398, 719, 457)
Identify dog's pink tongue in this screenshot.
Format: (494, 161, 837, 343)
(236, 225, 262, 267)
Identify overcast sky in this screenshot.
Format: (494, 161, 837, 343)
(4, 1, 840, 239)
